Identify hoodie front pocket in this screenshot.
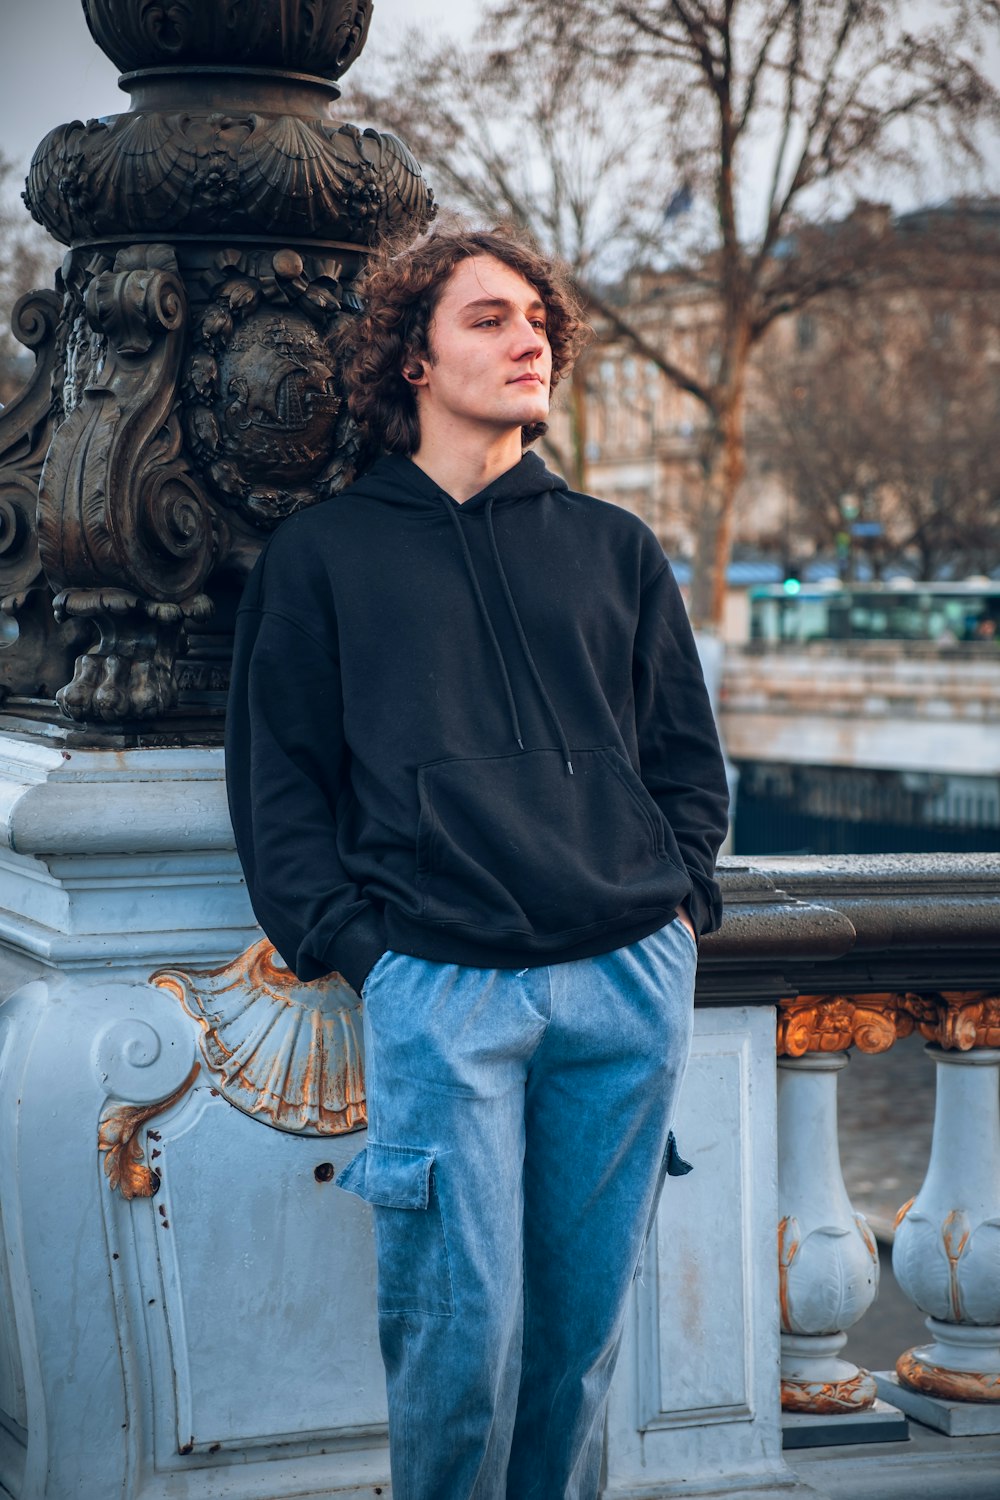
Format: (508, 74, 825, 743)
(415, 747, 684, 939)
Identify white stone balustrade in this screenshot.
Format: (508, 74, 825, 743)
(890, 1043, 1000, 1420)
(777, 1051, 880, 1413)
(776, 982, 1000, 1442)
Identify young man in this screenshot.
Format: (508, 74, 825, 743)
(226, 227, 729, 1500)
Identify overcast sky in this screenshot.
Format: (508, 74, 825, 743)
(0, 0, 479, 186)
(2, 0, 997, 220)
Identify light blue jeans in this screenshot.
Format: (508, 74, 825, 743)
(337, 918, 697, 1500)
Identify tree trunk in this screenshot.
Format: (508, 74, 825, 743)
(569, 358, 589, 492)
(688, 384, 746, 632)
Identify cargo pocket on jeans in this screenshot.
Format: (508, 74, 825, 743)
(336, 1142, 455, 1317)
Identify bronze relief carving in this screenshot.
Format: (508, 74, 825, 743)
(35, 244, 215, 721)
(82, 0, 373, 78)
(182, 247, 358, 525)
(24, 114, 430, 249)
(0, 288, 90, 703)
(777, 989, 1000, 1057)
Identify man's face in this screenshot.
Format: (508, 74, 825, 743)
(411, 254, 552, 443)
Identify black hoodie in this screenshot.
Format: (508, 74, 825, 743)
(226, 452, 729, 995)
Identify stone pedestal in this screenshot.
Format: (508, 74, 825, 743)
(604, 1005, 817, 1499)
(0, 733, 396, 1499)
(0, 731, 256, 980)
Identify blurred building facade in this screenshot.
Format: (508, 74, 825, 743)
(545, 198, 1000, 621)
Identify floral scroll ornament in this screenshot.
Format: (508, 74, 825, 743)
(777, 990, 1000, 1057)
(776, 994, 905, 1057)
(98, 1063, 201, 1199)
(93, 1000, 201, 1201)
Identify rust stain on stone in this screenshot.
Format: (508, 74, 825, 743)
(941, 1209, 972, 1322)
(98, 1061, 200, 1198)
(894, 1195, 915, 1230)
(781, 1368, 877, 1413)
(777, 1216, 799, 1332)
(897, 1349, 1000, 1403)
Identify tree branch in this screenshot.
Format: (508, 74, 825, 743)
(738, 0, 798, 133)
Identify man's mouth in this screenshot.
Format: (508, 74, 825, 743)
(510, 374, 544, 384)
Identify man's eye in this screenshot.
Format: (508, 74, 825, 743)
(476, 317, 500, 327)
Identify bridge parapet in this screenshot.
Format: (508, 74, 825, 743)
(721, 642, 1000, 778)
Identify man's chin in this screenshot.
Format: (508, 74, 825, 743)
(505, 396, 550, 426)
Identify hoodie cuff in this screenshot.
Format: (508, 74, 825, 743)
(300, 906, 386, 997)
(684, 877, 719, 941)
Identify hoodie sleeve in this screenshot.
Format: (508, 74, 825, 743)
(632, 560, 730, 938)
(225, 553, 386, 995)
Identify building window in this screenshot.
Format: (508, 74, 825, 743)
(932, 309, 952, 343)
(797, 314, 817, 351)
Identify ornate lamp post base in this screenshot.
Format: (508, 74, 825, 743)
(0, 0, 433, 734)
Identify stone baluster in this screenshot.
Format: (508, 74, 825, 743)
(777, 1049, 881, 1412)
(890, 1037, 1000, 1422)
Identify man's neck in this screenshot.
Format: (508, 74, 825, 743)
(410, 426, 524, 503)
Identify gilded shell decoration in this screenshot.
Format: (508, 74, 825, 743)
(152, 940, 367, 1136)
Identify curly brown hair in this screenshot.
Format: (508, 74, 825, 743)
(337, 223, 590, 471)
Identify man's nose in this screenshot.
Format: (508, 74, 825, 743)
(512, 318, 544, 360)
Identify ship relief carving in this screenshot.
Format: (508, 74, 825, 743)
(183, 248, 360, 525)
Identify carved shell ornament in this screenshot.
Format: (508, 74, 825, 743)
(181, 247, 361, 524)
(24, 113, 433, 249)
(152, 940, 367, 1136)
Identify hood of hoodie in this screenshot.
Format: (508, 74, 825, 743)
(344, 450, 570, 515)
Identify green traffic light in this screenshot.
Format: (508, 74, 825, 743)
(782, 577, 801, 595)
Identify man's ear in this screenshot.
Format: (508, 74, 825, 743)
(402, 359, 428, 387)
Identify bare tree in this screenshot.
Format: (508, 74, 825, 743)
(752, 242, 1000, 580)
(339, 37, 684, 487)
(0, 153, 59, 406)
(347, 0, 1000, 627)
